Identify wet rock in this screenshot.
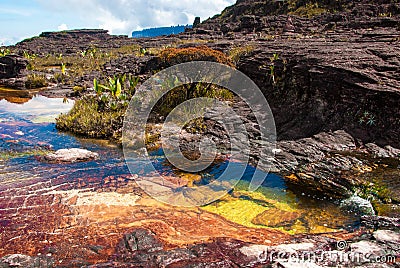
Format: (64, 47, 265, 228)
(340, 195, 376, 216)
(44, 148, 99, 162)
(104, 229, 254, 267)
(361, 215, 400, 231)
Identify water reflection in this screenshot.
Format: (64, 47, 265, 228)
(0, 91, 74, 123)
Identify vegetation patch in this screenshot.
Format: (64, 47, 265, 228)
(229, 45, 254, 66)
(290, 3, 327, 18)
(159, 46, 234, 67)
(56, 96, 125, 140)
(25, 73, 48, 89)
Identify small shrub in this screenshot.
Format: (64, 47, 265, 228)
(229, 45, 254, 65)
(154, 83, 234, 117)
(358, 111, 376, 126)
(25, 74, 48, 89)
(0, 47, 11, 57)
(56, 96, 124, 139)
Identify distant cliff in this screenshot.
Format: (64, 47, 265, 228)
(132, 25, 192, 38)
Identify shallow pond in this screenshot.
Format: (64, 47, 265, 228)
(0, 89, 361, 235)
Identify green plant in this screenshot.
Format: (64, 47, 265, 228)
(289, 2, 327, 18)
(25, 73, 48, 89)
(92, 74, 140, 111)
(269, 53, 279, 85)
(61, 63, 66, 75)
(0, 47, 11, 57)
(23, 51, 36, 61)
(229, 45, 254, 65)
(358, 111, 376, 126)
(155, 82, 233, 116)
(56, 96, 124, 140)
(73, 85, 85, 93)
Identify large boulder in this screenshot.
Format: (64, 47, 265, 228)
(0, 55, 27, 79)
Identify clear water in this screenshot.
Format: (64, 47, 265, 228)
(0, 89, 361, 234)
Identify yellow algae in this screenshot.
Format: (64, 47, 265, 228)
(202, 199, 270, 228)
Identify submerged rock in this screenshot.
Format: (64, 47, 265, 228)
(44, 148, 98, 162)
(252, 208, 300, 227)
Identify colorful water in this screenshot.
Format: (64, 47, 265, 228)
(0, 89, 361, 235)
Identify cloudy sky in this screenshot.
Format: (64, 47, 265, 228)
(0, 0, 236, 45)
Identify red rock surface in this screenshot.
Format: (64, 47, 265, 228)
(0, 175, 291, 266)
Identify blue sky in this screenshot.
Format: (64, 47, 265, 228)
(0, 0, 235, 45)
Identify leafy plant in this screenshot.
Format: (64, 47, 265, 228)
(269, 53, 279, 85)
(0, 47, 11, 57)
(92, 74, 140, 111)
(358, 111, 376, 126)
(61, 63, 66, 75)
(23, 51, 36, 61)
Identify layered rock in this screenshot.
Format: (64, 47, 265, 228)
(0, 55, 28, 88)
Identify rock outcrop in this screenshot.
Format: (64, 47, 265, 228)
(0, 55, 28, 88)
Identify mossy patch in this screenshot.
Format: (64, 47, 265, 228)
(56, 96, 125, 140)
(25, 73, 48, 89)
(0, 149, 50, 161)
(289, 3, 327, 18)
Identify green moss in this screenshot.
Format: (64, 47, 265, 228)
(355, 182, 394, 204)
(0, 150, 50, 161)
(289, 3, 327, 18)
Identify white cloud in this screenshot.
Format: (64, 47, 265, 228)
(57, 23, 68, 31)
(35, 0, 236, 34)
(0, 36, 22, 46)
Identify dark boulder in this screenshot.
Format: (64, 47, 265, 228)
(0, 55, 27, 79)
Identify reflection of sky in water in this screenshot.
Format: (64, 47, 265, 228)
(0, 95, 129, 184)
(0, 95, 74, 123)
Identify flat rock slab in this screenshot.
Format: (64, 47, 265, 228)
(44, 148, 98, 162)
